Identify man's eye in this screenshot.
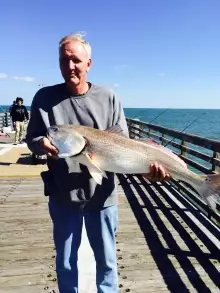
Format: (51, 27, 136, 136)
(61, 58, 69, 63)
(73, 59, 81, 64)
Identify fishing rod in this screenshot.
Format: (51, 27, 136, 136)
(0, 105, 5, 113)
(164, 112, 206, 147)
(132, 108, 170, 124)
(146, 108, 170, 125)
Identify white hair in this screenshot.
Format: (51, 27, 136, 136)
(59, 32, 92, 58)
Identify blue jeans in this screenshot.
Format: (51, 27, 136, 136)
(48, 197, 118, 293)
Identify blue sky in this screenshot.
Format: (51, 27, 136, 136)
(0, 0, 219, 108)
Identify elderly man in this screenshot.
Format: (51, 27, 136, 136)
(26, 33, 169, 293)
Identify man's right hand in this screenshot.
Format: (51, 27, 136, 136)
(39, 137, 59, 159)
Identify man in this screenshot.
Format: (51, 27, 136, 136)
(26, 33, 169, 293)
(9, 101, 16, 131)
(9, 100, 16, 113)
(10, 97, 29, 144)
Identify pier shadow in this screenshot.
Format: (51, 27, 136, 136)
(117, 174, 220, 293)
(16, 154, 47, 165)
(0, 154, 47, 166)
(0, 162, 11, 166)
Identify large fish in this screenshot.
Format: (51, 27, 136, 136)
(47, 124, 220, 212)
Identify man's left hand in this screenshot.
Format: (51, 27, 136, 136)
(142, 163, 170, 182)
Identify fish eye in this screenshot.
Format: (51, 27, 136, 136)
(51, 126, 58, 132)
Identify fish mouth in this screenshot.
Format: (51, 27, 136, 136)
(47, 126, 58, 141)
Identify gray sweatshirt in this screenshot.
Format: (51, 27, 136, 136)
(26, 83, 129, 210)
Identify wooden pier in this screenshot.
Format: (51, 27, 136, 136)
(0, 118, 220, 293)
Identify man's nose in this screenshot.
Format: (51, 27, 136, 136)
(69, 60, 76, 70)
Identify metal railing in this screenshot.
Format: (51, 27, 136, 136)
(126, 117, 220, 225)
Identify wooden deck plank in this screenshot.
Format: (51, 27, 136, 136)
(0, 177, 57, 293)
(0, 175, 220, 293)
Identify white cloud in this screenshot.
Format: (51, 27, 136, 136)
(0, 72, 36, 82)
(12, 76, 35, 82)
(20, 76, 35, 82)
(12, 76, 19, 80)
(0, 73, 8, 79)
(113, 83, 119, 88)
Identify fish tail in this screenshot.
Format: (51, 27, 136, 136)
(198, 173, 220, 213)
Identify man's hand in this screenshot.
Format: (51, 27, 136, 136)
(39, 137, 59, 159)
(142, 162, 170, 182)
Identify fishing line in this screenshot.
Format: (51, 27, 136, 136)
(146, 108, 170, 125)
(132, 109, 149, 120)
(0, 105, 6, 112)
(164, 112, 206, 147)
(132, 108, 170, 124)
(130, 108, 170, 138)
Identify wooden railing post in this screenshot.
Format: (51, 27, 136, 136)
(213, 151, 220, 173)
(180, 140, 188, 156)
(134, 122, 140, 138)
(4, 113, 8, 127)
(161, 133, 166, 146)
(139, 124, 144, 138)
(129, 120, 134, 139)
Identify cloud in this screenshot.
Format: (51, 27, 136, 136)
(12, 76, 35, 82)
(0, 73, 8, 79)
(113, 64, 128, 72)
(0, 72, 36, 82)
(113, 83, 119, 88)
(12, 76, 19, 80)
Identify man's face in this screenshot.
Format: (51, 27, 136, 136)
(59, 40, 91, 87)
(17, 100, 22, 106)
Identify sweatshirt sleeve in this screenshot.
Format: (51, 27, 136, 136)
(26, 92, 47, 155)
(112, 93, 129, 137)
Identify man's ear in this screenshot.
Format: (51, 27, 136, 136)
(87, 59, 92, 72)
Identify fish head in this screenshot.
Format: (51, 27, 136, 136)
(47, 125, 86, 158)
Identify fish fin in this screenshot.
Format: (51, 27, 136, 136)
(84, 153, 107, 184)
(58, 153, 76, 158)
(87, 167, 104, 184)
(196, 173, 220, 213)
(105, 125, 126, 136)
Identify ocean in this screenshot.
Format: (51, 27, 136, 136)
(1, 106, 220, 140)
(124, 108, 220, 141)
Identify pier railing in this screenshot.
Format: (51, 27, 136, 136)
(0, 112, 11, 129)
(126, 118, 220, 225)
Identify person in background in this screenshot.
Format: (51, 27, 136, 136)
(9, 100, 16, 113)
(9, 101, 16, 130)
(10, 97, 29, 144)
(26, 32, 170, 293)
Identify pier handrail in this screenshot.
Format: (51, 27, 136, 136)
(0, 112, 11, 129)
(126, 117, 220, 225)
